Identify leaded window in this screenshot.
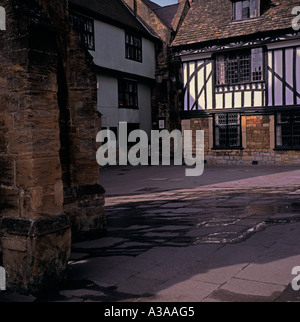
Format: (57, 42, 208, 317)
(276, 111, 300, 149)
(214, 113, 242, 148)
(118, 79, 138, 109)
(216, 48, 263, 85)
(70, 13, 95, 51)
(233, 0, 260, 21)
(125, 32, 142, 63)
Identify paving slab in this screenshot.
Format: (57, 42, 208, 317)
(116, 276, 165, 296)
(146, 278, 220, 302)
(208, 278, 285, 302)
(2, 165, 300, 302)
(189, 262, 248, 285)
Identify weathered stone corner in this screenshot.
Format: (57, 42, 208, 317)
(0, 215, 71, 294)
(64, 184, 106, 241)
(0, 0, 106, 294)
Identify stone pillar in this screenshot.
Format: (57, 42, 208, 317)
(0, 0, 72, 293)
(0, 0, 105, 293)
(63, 33, 106, 240)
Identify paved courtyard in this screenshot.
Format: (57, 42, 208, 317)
(1, 164, 300, 302)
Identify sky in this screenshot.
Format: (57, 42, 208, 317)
(151, 0, 178, 6)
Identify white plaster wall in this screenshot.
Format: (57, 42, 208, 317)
(97, 74, 152, 135)
(90, 20, 156, 80)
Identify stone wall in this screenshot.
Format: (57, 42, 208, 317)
(183, 114, 300, 166)
(0, 0, 105, 293)
(124, 0, 172, 44)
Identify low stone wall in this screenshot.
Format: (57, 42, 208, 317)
(182, 114, 300, 166)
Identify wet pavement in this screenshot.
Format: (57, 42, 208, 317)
(1, 165, 300, 302)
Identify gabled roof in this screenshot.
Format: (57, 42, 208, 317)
(142, 0, 185, 31)
(153, 3, 180, 30)
(172, 0, 300, 47)
(69, 0, 153, 37)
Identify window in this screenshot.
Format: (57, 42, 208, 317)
(70, 13, 95, 50)
(216, 48, 263, 85)
(233, 0, 259, 21)
(125, 32, 142, 62)
(118, 79, 138, 109)
(214, 113, 242, 148)
(276, 111, 300, 149)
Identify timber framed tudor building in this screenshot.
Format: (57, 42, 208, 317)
(172, 0, 300, 165)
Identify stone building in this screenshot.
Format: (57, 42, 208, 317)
(0, 0, 105, 293)
(172, 0, 300, 165)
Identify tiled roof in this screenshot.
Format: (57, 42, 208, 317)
(172, 0, 300, 47)
(154, 4, 180, 29)
(69, 0, 150, 35)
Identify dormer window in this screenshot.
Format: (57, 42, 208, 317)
(233, 0, 260, 21)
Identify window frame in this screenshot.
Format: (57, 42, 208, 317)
(275, 111, 300, 150)
(125, 31, 143, 63)
(213, 113, 243, 149)
(118, 79, 139, 109)
(233, 0, 260, 22)
(215, 48, 264, 86)
(70, 12, 95, 51)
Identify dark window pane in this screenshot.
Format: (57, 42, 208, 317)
(118, 79, 138, 109)
(242, 7, 250, 19)
(293, 112, 300, 123)
(240, 57, 251, 82)
(228, 126, 240, 147)
(214, 113, 241, 148)
(281, 125, 293, 148)
(218, 127, 228, 147)
(251, 48, 263, 81)
(292, 125, 300, 147)
(276, 111, 300, 149)
(125, 32, 142, 62)
(226, 60, 239, 84)
(70, 13, 94, 50)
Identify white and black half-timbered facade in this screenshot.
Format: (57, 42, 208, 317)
(172, 0, 300, 164)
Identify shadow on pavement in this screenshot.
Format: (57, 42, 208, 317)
(62, 164, 300, 302)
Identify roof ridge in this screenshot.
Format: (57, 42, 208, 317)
(172, 0, 300, 47)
